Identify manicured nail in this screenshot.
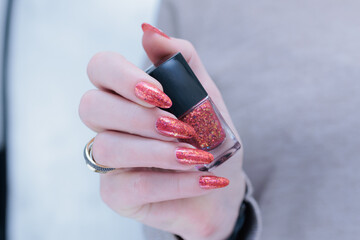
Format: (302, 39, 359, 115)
(141, 23, 170, 39)
(176, 148, 214, 165)
(135, 82, 172, 108)
(156, 116, 196, 139)
(199, 176, 229, 189)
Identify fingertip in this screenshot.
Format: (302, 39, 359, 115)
(141, 22, 170, 39)
(134, 81, 173, 108)
(155, 116, 196, 139)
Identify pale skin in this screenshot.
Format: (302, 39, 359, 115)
(79, 27, 246, 240)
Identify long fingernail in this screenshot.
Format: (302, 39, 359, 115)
(199, 176, 229, 189)
(135, 82, 172, 108)
(156, 116, 196, 139)
(176, 148, 214, 165)
(141, 23, 170, 39)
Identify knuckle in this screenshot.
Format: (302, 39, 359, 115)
(209, 85, 223, 100)
(87, 52, 108, 79)
(182, 39, 196, 52)
(193, 213, 218, 238)
(87, 52, 126, 82)
(78, 89, 100, 124)
(177, 39, 198, 64)
(198, 221, 218, 238)
(197, 206, 227, 238)
(92, 132, 111, 165)
(182, 203, 221, 238)
(100, 178, 147, 220)
(99, 179, 114, 206)
(100, 175, 134, 209)
(132, 173, 151, 200)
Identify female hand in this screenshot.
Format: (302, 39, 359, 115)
(79, 23, 246, 240)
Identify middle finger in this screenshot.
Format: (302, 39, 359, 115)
(79, 89, 195, 141)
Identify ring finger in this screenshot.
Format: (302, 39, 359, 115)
(92, 131, 214, 171)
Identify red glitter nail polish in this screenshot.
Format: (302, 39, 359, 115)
(134, 81, 172, 108)
(175, 147, 214, 165)
(199, 175, 230, 189)
(156, 116, 196, 139)
(147, 53, 241, 171)
(141, 23, 170, 39)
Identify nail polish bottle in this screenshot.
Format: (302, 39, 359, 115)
(146, 53, 241, 171)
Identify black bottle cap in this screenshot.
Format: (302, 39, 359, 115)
(146, 52, 208, 118)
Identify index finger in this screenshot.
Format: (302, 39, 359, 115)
(87, 51, 172, 109)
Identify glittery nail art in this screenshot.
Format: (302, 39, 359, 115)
(180, 99, 226, 150)
(199, 175, 230, 189)
(141, 23, 170, 39)
(135, 82, 172, 108)
(156, 116, 196, 139)
(175, 148, 214, 165)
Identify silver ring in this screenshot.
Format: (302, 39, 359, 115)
(84, 138, 116, 174)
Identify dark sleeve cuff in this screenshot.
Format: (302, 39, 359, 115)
(234, 173, 262, 240)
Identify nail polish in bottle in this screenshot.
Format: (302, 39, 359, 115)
(146, 53, 241, 171)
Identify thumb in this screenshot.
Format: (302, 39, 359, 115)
(141, 23, 239, 140)
(141, 23, 221, 100)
